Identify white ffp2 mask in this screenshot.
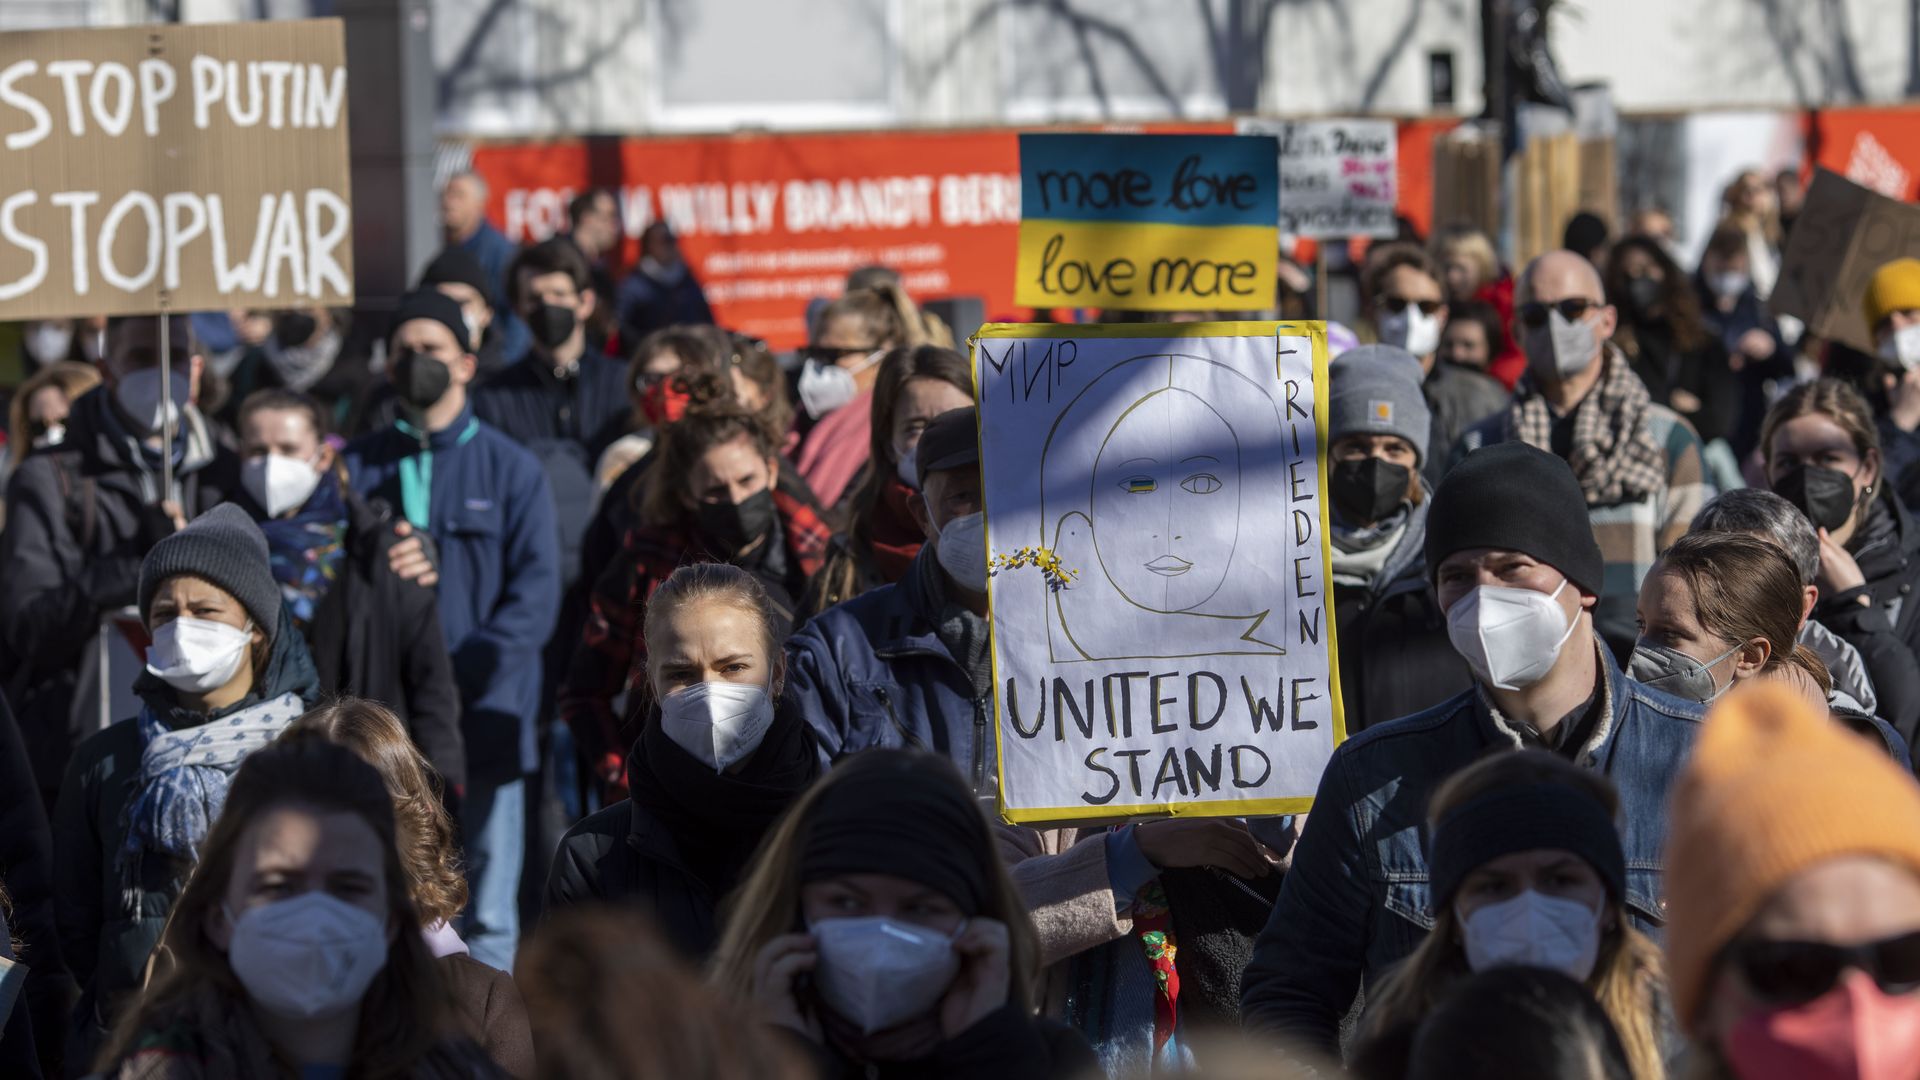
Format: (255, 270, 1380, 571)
(810, 916, 962, 1034)
(1379, 304, 1442, 358)
(242, 453, 324, 518)
(933, 510, 988, 593)
(1879, 324, 1920, 372)
(658, 680, 775, 771)
(226, 892, 389, 1020)
(1445, 579, 1579, 690)
(1460, 889, 1602, 981)
(145, 617, 253, 693)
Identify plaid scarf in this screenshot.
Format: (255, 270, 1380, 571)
(1505, 347, 1667, 506)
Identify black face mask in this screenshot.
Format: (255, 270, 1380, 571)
(1625, 276, 1663, 318)
(1772, 464, 1859, 533)
(273, 311, 319, 349)
(1330, 457, 1412, 526)
(392, 349, 452, 412)
(697, 488, 776, 552)
(528, 303, 577, 350)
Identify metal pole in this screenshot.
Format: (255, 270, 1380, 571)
(157, 307, 174, 504)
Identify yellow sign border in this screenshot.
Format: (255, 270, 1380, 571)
(970, 319, 1345, 826)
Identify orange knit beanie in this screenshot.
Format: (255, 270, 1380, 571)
(1863, 257, 1920, 332)
(1664, 681, 1920, 1033)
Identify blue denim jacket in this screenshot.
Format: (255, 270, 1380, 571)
(1239, 640, 1704, 1054)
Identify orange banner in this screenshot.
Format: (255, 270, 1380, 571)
(469, 120, 1451, 349)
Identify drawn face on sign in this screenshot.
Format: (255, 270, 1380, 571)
(1090, 386, 1239, 613)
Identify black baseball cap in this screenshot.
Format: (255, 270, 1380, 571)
(916, 407, 980, 487)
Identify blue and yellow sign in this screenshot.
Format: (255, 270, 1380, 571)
(1015, 133, 1280, 312)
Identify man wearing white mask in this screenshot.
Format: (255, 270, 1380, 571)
(232, 387, 465, 797)
(784, 407, 999, 800)
(1366, 244, 1508, 488)
(1241, 440, 1703, 1056)
(1454, 249, 1711, 658)
(0, 316, 241, 813)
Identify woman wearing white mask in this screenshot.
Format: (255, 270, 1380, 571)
(547, 562, 817, 955)
(1351, 750, 1668, 1080)
(802, 345, 974, 617)
(1631, 532, 1832, 709)
(96, 731, 503, 1078)
(559, 379, 828, 796)
(288, 699, 532, 1077)
(793, 285, 918, 509)
(713, 749, 1097, 1078)
(235, 389, 466, 796)
(53, 504, 322, 1062)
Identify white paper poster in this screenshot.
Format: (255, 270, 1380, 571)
(1238, 118, 1398, 239)
(973, 321, 1344, 823)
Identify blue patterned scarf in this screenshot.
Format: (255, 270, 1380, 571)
(120, 692, 307, 871)
(256, 472, 349, 630)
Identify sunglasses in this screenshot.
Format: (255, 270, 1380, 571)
(1380, 296, 1444, 316)
(802, 343, 880, 364)
(1518, 298, 1601, 328)
(1730, 931, 1920, 1006)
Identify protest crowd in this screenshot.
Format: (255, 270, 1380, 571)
(6, 16, 1920, 1080)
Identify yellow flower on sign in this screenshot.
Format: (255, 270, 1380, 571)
(989, 545, 1081, 593)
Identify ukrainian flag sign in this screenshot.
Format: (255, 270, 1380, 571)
(1015, 133, 1280, 313)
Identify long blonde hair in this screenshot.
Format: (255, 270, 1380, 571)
(709, 750, 1039, 1014)
(1356, 752, 1669, 1080)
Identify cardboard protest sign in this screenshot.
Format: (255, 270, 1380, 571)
(1771, 168, 1920, 354)
(973, 321, 1344, 823)
(1238, 118, 1398, 239)
(0, 19, 353, 320)
(1015, 133, 1278, 312)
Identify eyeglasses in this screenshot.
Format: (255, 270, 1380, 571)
(1518, 298, 1601, 328)
(1730, 931, 1920, 1006)
(802, 343, 880, 365)
(1380, 296, 1444, 316)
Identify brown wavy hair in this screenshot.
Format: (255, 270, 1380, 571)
(1354, 751, 1668, 1080)
(521, 906, 812, 1079)
(639, 372, 784, 533)
(97, 731, 458, 1076)
(7, 359, 99, 456)
(284, 698, 468, 927)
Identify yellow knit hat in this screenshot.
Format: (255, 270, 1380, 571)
(1863, 257, 1920, 331)
(1664, 682, 1920, 1032)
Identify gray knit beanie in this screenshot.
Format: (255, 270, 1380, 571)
(138, 503, 282, 641)
(1329, 344, 1434, 464)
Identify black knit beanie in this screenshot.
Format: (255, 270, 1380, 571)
(138, 503, 282, 642)
(1427, 782, 1627, 910)
(799, 749, 993, 917)
(1424, 441, 1605, 597)
(391, 288, 472, 354)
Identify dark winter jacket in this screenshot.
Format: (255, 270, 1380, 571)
(1696, 278, 1791, 458)
(1240, 642, 1703, 1055)
(783, 545, 997, 796)
(1330, 500, 1472, 732)
(1812, 493, 1920, 752)
(0, 694, 68, 1080)
(802, 1006, 1099, 1080)
(544, 709, 817, 957)
(0, 386, 239, 802)
(241, 482, 467, 792)
(52, 612, 320, 1061)
(615, 264, 715, 343)
(441, 954, 534, 1079)
(1420, 362, 1508, 489)
(471, 347, 630, 588)
(344, 405, 561, 781)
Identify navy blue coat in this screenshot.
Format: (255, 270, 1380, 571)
(782, 549, 996, 795)
(344, 405, 561, 780)
(1239, 643, 1704, 1054)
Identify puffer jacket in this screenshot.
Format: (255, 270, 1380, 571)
(52, 610, 320, 1063)
(1239, 640, 1703, 1056)
(1812, 492, 1920, 752)
(782, 545, 994, 795)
